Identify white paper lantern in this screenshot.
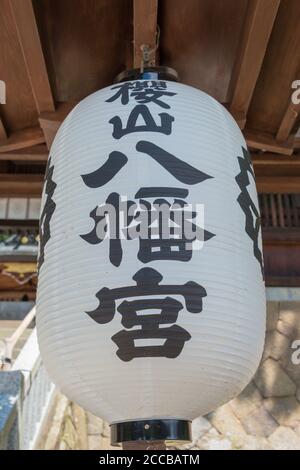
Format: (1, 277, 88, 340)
(36, 73, 265, 443)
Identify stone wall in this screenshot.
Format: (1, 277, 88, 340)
(42, 301, 300, 450)
(40, 394, 121, 450)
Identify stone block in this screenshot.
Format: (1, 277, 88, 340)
(262, 331, 290, 362)
(279, 350, 300, 386)
(195, 428, 224, 450)
(229, 382, 263, 420)
(208, 438, 232, 450)
(254, 358, 296, 397)
(266, 302, 279, 331)
(278, 302, 300, 339)
(264, 396, 300, 427)
(101, 421, 110, 438)
(268, 426, 300, 450)
(72, 404, 88, 450)
(238, 435, 272, 450)
(240, 406, 277, 437)
(279, 302, 300, 324)
(88, 434, 121, 450)
(59, 412, 78, 450)
(86, 412, 104, 435)
(44, 393, 68, 450)
(294, 425, 300, 437)
(99, 435, 121, 450)
(207, 403, 246, 437)
(191, 416, 211, 442)
(88, 435, 101, 450)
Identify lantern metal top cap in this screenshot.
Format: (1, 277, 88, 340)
(114, 66, 179, 84)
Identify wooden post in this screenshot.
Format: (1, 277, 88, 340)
(133, 0, 158, 68)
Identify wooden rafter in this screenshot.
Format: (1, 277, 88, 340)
(9, 0, 55, 115)
(252, 152, 300, 180)
(0, 173, 43, 197)
(276, 98, 300, 142)
(256, 176, 300, 193)
(133, 0, 158, 68)
(229, 0, 280, 129)
(0, 144, 48, 162)
(244, 129, 294, 155)
(39, 102, 76, 150)
(252, 152, 294, 163)
(252, 152, 300, 166)
(231, 111, 247, 130)
(0, 127, 45, 153)
(0, 119, 7, 141)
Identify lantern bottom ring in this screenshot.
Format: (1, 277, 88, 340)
(110, 419, 191, 445)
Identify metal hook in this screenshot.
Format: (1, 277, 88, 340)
(140, 25, 160, 73)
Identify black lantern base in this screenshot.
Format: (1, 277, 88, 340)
(110, 419, 191, 445)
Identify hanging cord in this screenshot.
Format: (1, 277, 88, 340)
(140, 25, 160, 73)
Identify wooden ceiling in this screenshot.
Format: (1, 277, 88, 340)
(0, 0, 300, 196)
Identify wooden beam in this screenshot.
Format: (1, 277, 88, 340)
(256, 176, 300, 193)
(9, 0, 55, 114)
(252, 152, 300, 177)
(231, 111, 247, 130)
(0, 119, 7, 140)
(0, 127, 45, 153)
(264, 277, 300, 288)
(251, 152, 300, 164)
(133, 0, 158, 68)
(262, 228, 300, 244)
(0, 144, 48, 162)
(0, 173, 43, 197)
(229, 0, 280, 128)
(39, 102, 75, 149)
(276, 100, 300, 142)
(244, 129, 294, 155)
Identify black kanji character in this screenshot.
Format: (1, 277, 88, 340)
(235, 146, 264, 277)
(80, 192, 135, 267)
(80, 189, 215, 266)
(109, 105, 174, 139)
(136, 141, 213, 184)
(135, 187, 215, 263)
(106, 81, 174, 108)
(81, 142, 213, 189)
(85, 267, 207, 361)
(112, 324, 191, 361)
(38, 156, 57, 270)
(106, 82, 136, 105)
(81, 151, 127, 188)
(130, 89, 176, 109)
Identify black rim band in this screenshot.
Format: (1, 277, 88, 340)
(114, 66, 179, 84)
(110, 419, 191, 444)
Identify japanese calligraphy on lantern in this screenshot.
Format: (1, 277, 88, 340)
(37, 78, 266, 426)
(38, 156, 56, 271)
(80, 80, 215, 361)
(235, 146, 264, 278)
